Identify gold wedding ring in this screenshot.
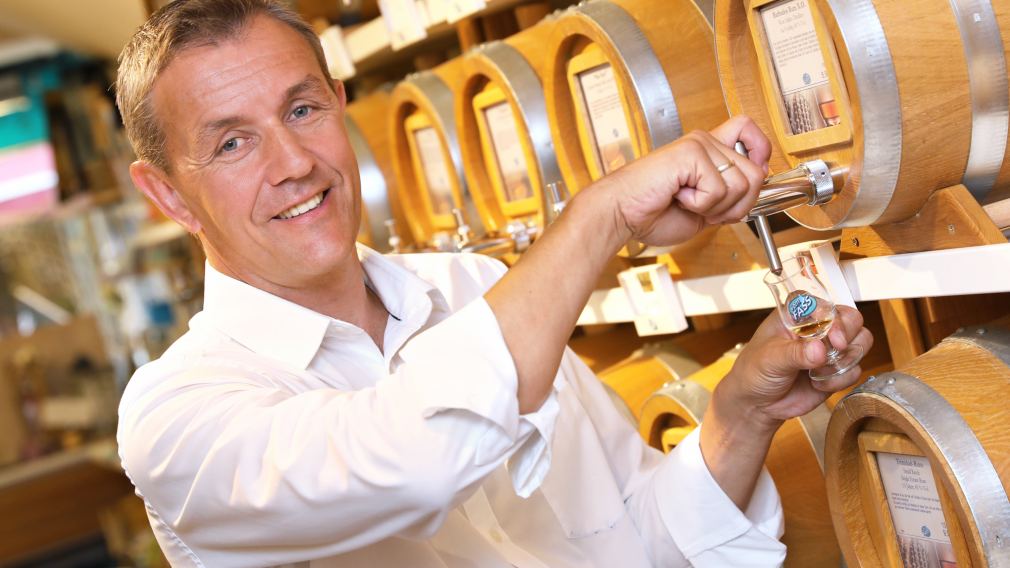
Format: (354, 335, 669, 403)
(716, 160, 736, 174)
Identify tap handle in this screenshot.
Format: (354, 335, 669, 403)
(542, 180, 570, 226)
(384, 219, 401, 253)
(450, 208, 471, 250)
(733, 142, 783, 275)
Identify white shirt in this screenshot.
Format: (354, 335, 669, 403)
(118, 246, 786, 567)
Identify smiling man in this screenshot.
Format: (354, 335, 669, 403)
(115, 1, 871, 567)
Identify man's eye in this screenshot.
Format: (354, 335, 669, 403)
(220, 138, 242, 153)
(292, 105, 311, 119)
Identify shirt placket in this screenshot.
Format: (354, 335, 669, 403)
(461, 488, 551, 568)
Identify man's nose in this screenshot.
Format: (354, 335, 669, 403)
(265, 125, 314, 186)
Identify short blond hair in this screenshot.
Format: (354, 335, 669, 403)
(116, 0, 330, 172)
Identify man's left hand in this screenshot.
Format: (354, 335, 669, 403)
(716, 304, 874, 430)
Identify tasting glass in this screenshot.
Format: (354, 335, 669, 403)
(763, 255, 863, 380)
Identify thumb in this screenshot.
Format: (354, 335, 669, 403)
(766, 337, 824, 376)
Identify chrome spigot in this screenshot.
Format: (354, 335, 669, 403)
(451, 208, 472, 251)
(734, 142, 837, 275)
(384, 219, 402, 254)
(746, 159, 835, 219)
(542, 180, 570, 227)
(505, 220, 533, 253)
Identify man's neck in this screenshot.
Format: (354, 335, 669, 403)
(207, 253, 389, 352)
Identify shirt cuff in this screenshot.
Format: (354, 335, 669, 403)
(398, 297, 559, 496)
(507, 388, 559, 498)
(653, 427, 785, 559)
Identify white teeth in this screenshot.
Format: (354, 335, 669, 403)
(278, 192, 324, 219)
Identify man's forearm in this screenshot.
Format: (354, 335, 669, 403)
(699, 377, 781, 510)
(485, 181, 630, 414)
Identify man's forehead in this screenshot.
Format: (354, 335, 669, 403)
(159, 16, 317, 89)
(150, 17, 326, 144)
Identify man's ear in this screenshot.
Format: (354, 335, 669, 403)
(330, 78, 347, 111)
(130, 161, 202, 233)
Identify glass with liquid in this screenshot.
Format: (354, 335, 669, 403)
(764, 255, 863, 380)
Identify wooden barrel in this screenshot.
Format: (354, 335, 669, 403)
(990, 1, 1010, 205)
(457, 17, 562, 235)
(715, 0, 1010, 230)
(597, 341, 702, 420)
(346, 88, 413, 252)
(639, 344, 843, 568)
(389, 58, 487, 249)
(542, 0, 728, 195)
(825, 321, 1010, 566)
(637, 345, 740, 451)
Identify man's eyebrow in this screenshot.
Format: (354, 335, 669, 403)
(192, 76, 329, 150)
(285, 75, 329, 101)
(195, 116, 244, 149)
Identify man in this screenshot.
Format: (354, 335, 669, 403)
(115, 1, 871, 566)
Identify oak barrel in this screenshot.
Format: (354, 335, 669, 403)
(597, 342, 702, 421)
(638, 344, 843, 568)
(389, 58, 486, 248)
(826, 321, 1010, 566)
(542, 0, 728, 195)
(346, 88, 412, 252)
(715, 0, 1010, 230)
(457, 18, 562, 235)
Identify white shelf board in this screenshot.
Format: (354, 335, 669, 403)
(342, 0, 531, 79)
(577, 241, 1010, 326)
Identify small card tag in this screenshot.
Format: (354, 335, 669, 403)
(378, 0, 428, 50)
(808, 242, 856, 308)
(423, 0, 449, 25)
(319, 26, 356, 80)
(617, 264, 688, 336)
(445, 0, 487, 23)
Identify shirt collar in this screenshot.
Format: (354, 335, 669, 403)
(201, 244, 446, 370)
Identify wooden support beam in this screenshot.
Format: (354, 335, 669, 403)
(878, 298, 926, 368)
(842, 185, 1006, 258)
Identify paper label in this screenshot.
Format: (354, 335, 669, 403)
(413, 127, 455, 216)
(876, 452, 959, 568)
(482, 102, 533, 202)
(576, 64, 636, 175)
(617, 264, 688, 336)
(319, 26, 356, 80)
(759, 0, 840, 135)
(379, 0, 428, 50)
(444, 0, 487, 23)
(423, 0, 449, 25)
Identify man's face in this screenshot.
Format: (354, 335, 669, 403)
(142, 15, 361, 292)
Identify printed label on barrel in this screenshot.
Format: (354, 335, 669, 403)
(413, 126, 455, 216)
(482, 101, 533, 202)
(787, 292, 817, 322)
(575, 64, 635, 175)
(759, 0, 840, 135)
(875, 452, 957, 567)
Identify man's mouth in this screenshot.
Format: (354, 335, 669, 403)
(276, 189, 330, 220)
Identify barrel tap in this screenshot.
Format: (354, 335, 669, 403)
(384, 219, 402, 254)
(450, 208, 473, 251)
(734, 142, 836, 275)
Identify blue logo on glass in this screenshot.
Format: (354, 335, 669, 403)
(803, 72, 812, 85)
(787, 293, 817, 322)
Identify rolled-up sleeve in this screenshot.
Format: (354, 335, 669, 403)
(652, 428, 786, 566)
(399, 297, 560, 497)
(118, 297, 559, 567)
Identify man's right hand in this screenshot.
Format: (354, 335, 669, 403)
(591, 115, 772, 251)
(488, 115, 774, 414)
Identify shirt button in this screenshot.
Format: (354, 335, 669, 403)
(489, 528, 504, 543)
